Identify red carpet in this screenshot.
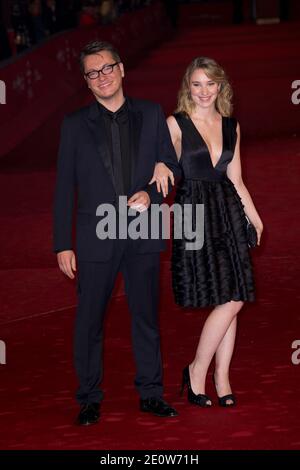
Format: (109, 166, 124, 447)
(1, 17, 300, 450)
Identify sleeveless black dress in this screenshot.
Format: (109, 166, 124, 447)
(171, 112, 255, 308)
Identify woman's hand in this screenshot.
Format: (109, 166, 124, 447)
(149, 162, 175, 198)
(255, 222, 263, 246)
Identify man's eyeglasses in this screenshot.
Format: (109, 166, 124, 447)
(84, 62, 120, 80)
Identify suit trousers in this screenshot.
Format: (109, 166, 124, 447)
(74, 238, 163, 404)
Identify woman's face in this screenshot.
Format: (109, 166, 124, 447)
(189, 68, 220, 109)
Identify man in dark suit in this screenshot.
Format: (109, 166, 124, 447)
(53, 41, 181, 425)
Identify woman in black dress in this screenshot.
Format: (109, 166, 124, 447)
(152, 57, 263, 407)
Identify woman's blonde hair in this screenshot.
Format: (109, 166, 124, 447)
(175, 57, 233, 117)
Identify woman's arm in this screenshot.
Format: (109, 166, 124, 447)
(227, 123, 264, 245)
(148, 115, 182, 197)
(166, 115, 182, 160)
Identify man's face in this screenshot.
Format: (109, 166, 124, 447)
(83, 50, 124, 102)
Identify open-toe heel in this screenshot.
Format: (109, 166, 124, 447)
(218, 394, 236, 407)
(180, 366, 212, 407)
(212, 374, 236, 407)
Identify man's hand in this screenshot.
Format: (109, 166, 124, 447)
(57, 250, 76, 279)
(127, 191, 150, 212)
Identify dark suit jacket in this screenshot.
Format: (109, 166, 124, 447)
(53, 97, 181, 262)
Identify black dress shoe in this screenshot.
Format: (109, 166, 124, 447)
(76, 403, 100, 426)
(140, 398, 178, 417)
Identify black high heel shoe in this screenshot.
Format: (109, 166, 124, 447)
(180, 366, 212, 407)
(212, 374, 236, 407)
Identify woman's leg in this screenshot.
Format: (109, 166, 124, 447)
(189, 301, 244, 397)
(214, 315, 239, 404)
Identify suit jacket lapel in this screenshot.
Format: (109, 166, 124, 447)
(85, 98, 143, 193)
(127, 97, 143, 188)
(85, 102, 115, 189)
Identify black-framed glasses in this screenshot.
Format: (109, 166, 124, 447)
(84, 62, 120, 80)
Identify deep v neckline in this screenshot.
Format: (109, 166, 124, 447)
(189, 115, 224, 169)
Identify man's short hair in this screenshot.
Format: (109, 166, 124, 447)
(79, 41, 121, 74)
